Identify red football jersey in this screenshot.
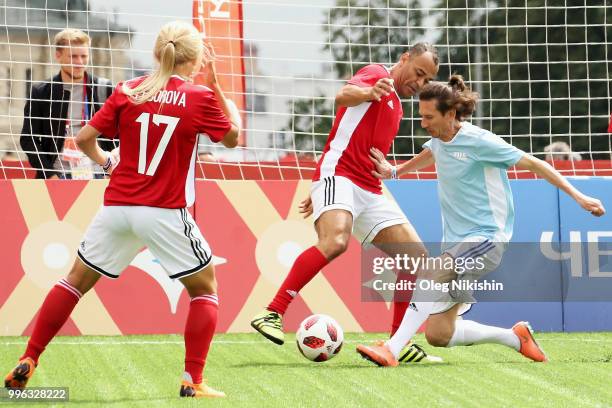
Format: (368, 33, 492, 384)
(89, 75, 231, 208)
(313, 64, 403, 194)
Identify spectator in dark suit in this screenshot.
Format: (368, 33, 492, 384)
(20, 28, 116, 179)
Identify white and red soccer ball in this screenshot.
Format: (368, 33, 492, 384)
(296, 314, 344, 362)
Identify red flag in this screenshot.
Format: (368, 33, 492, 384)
(193, 0, 247, 145)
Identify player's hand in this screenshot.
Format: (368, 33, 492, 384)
(367, 78, 394, 102)
(202, 60, 219, 88)
(103, 148, 120, 175)
(369, 147, 394, 179)
(576, 194, 605, 217)
(201, 42, 220, 88)
(110, 147, 120, 165)
(299, 196, 313, 218)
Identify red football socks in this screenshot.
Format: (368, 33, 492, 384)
(184, 294, 219, 384)
(22, 279, 82, 364)
(390, 270, 416, 336)
(390, 301, 409, 337)
(267, 246, 329, 315)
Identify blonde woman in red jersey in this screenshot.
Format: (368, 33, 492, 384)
(4, 21, 240, 398)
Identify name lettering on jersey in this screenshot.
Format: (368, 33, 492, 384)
(150, 90, 187, 107)
(453, 152, 468, 160)
(387, 100, 394, 110)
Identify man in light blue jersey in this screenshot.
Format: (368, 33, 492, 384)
(357, 75, 605, 367)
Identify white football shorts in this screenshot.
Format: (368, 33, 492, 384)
(430, 236, 506, 315)
(78, 205, 212, 279)
(311, 175, 409, 244)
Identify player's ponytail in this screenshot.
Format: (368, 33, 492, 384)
(448, 75, 478, 120)
(123, 21, 212, 104)
(419, 74, 479, 121)
(448, 75, 467, 92)
(159, 41, 177, 83)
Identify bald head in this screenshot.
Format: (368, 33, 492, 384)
(390, 42, 439, 97)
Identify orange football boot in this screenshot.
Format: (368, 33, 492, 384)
(4, 357, 36, 389)
(512, 321, 548, 362)
(356, 341, 399, 367)
(179, 379, 226, 398)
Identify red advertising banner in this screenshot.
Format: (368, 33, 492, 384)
(0, 180, 394, 336)
(192, 0, 247, 145)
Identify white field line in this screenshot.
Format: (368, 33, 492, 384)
(495, 365, 601, 406)
(0, 337, 611, 346)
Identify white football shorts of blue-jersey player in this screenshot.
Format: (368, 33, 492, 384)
(357, 75, 605, 366)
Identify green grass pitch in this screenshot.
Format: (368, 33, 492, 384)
(1, 332, 612, 407)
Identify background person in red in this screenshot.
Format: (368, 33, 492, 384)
(4, 21, 240, 399)
(251, 43, 439, 361)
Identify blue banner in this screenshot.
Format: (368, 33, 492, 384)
(384, 178, 611, 332)
(558, 179, 612, 331)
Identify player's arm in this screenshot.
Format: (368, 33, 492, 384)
(204, 60, 240, 148)
(75, 125, 117, 174)
(335, 78, 394, 107)
(76, 83, 121, 174)
(515, 154, 605, 216)
(369, 147, 435, 179)
(396, 149, 435, 175)
(210, 82, 240, 148)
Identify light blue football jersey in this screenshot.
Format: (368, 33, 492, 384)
(423, 122, 525, 247)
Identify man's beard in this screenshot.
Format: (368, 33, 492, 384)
(62, 67, 84, 81)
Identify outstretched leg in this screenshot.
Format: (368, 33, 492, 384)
(425, 311, 546, 362)
(5, 259, 100, 388)
(251, 209, 352, 345)
(370, 222, 425, 336)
